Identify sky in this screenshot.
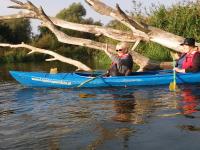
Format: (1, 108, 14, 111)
(0, 0, 193, 34)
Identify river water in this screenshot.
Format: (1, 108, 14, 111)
(1, 63, 200, 150)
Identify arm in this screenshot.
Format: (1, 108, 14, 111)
(174, 67, 186, 73)
(104, 47, 120, 63)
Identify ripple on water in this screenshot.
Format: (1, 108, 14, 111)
(1, 82, 200, 149)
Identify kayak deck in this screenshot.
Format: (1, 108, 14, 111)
(9, 70, 200, 88)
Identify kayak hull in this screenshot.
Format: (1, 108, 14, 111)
(9, 70, 200, 88)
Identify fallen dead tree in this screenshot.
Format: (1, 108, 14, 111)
(0, 0, 199, 71)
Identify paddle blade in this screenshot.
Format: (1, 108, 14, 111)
(169, 82, 177, 91)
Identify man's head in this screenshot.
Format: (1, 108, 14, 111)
(180, 38, 197, 53)
(180, 38, 196, 47)
(116, 42, 129, 56)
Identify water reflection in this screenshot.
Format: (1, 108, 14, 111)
(173, 87, 200, 133)
(79, 93, 96, 98)
(112, 99, 136, 122)
(0, 109, 15, 118)
(86, 125, 135, 150)
(62, 88, 158, 149)
(110, 93, 147, 124)
(78, 88, 156, 124)
(178, 125, 200, 132)
(2, 82, 200, 149)
(178, 88, 200, 118)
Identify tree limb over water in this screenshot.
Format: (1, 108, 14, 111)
(0, 0, 199, 71)
(0, 42, 92, 71)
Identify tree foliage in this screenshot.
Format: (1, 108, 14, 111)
(56, 2, 86, 23)
(0, 18, 32, 63)
(0, 23, 12, 43)
(0, 18, 31, 43)
(149, 1, 200, 40)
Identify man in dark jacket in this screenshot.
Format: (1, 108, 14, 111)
(105, 42, 133, 76)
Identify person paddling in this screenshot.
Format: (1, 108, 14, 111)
(175, 38, 200, 73)
(104, 42, 133, 76)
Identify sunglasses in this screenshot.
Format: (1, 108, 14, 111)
(116, 49, 123, 52)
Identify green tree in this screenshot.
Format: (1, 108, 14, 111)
(1, 18, 32, 43)
(0, 23, 12, 42)
(56, 2, 86, 23)
(55, 2, 101, 38)
(0, 18, 32, 63)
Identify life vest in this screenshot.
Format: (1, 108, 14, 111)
(176, 53, 187, 69)
(119, 53, 129, 59)
(108, 53, 133, 76)
(182, 51, 199, 69)
(110, 54, 130, 66)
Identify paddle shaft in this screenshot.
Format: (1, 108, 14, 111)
(173, 60, 176, 87)
(77, 73, 105, 88)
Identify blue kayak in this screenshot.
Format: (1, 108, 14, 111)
(9, 70, 200, 88)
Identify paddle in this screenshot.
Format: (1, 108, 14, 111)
(77, 44, 109, 88)
(77, 73, 105, 88)
(169, 58, 178, 91)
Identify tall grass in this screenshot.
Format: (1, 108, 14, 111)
(141, 0, 200, 61)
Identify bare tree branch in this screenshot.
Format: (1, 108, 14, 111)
(85, 0, 149, 40)
(0, 0, 198, 72)
(85, 0, 200, 51)
(115, 4, 149, 33)
(0, 0, 154, 70)
(0, 13, 139, 42)
(131, 38, 141, 51)
(51, 17, 139, 42)
(0, 43, 92, 71)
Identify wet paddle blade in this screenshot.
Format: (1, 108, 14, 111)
(169, 82, 177, 91)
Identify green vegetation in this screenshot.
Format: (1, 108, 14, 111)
(0, 1, 199, 68)
(141, 0, 200, 61)
(0, 18, 31, 43)
(0, 18, 32, 63)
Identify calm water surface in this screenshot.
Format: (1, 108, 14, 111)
(1, 63, 200, 150)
